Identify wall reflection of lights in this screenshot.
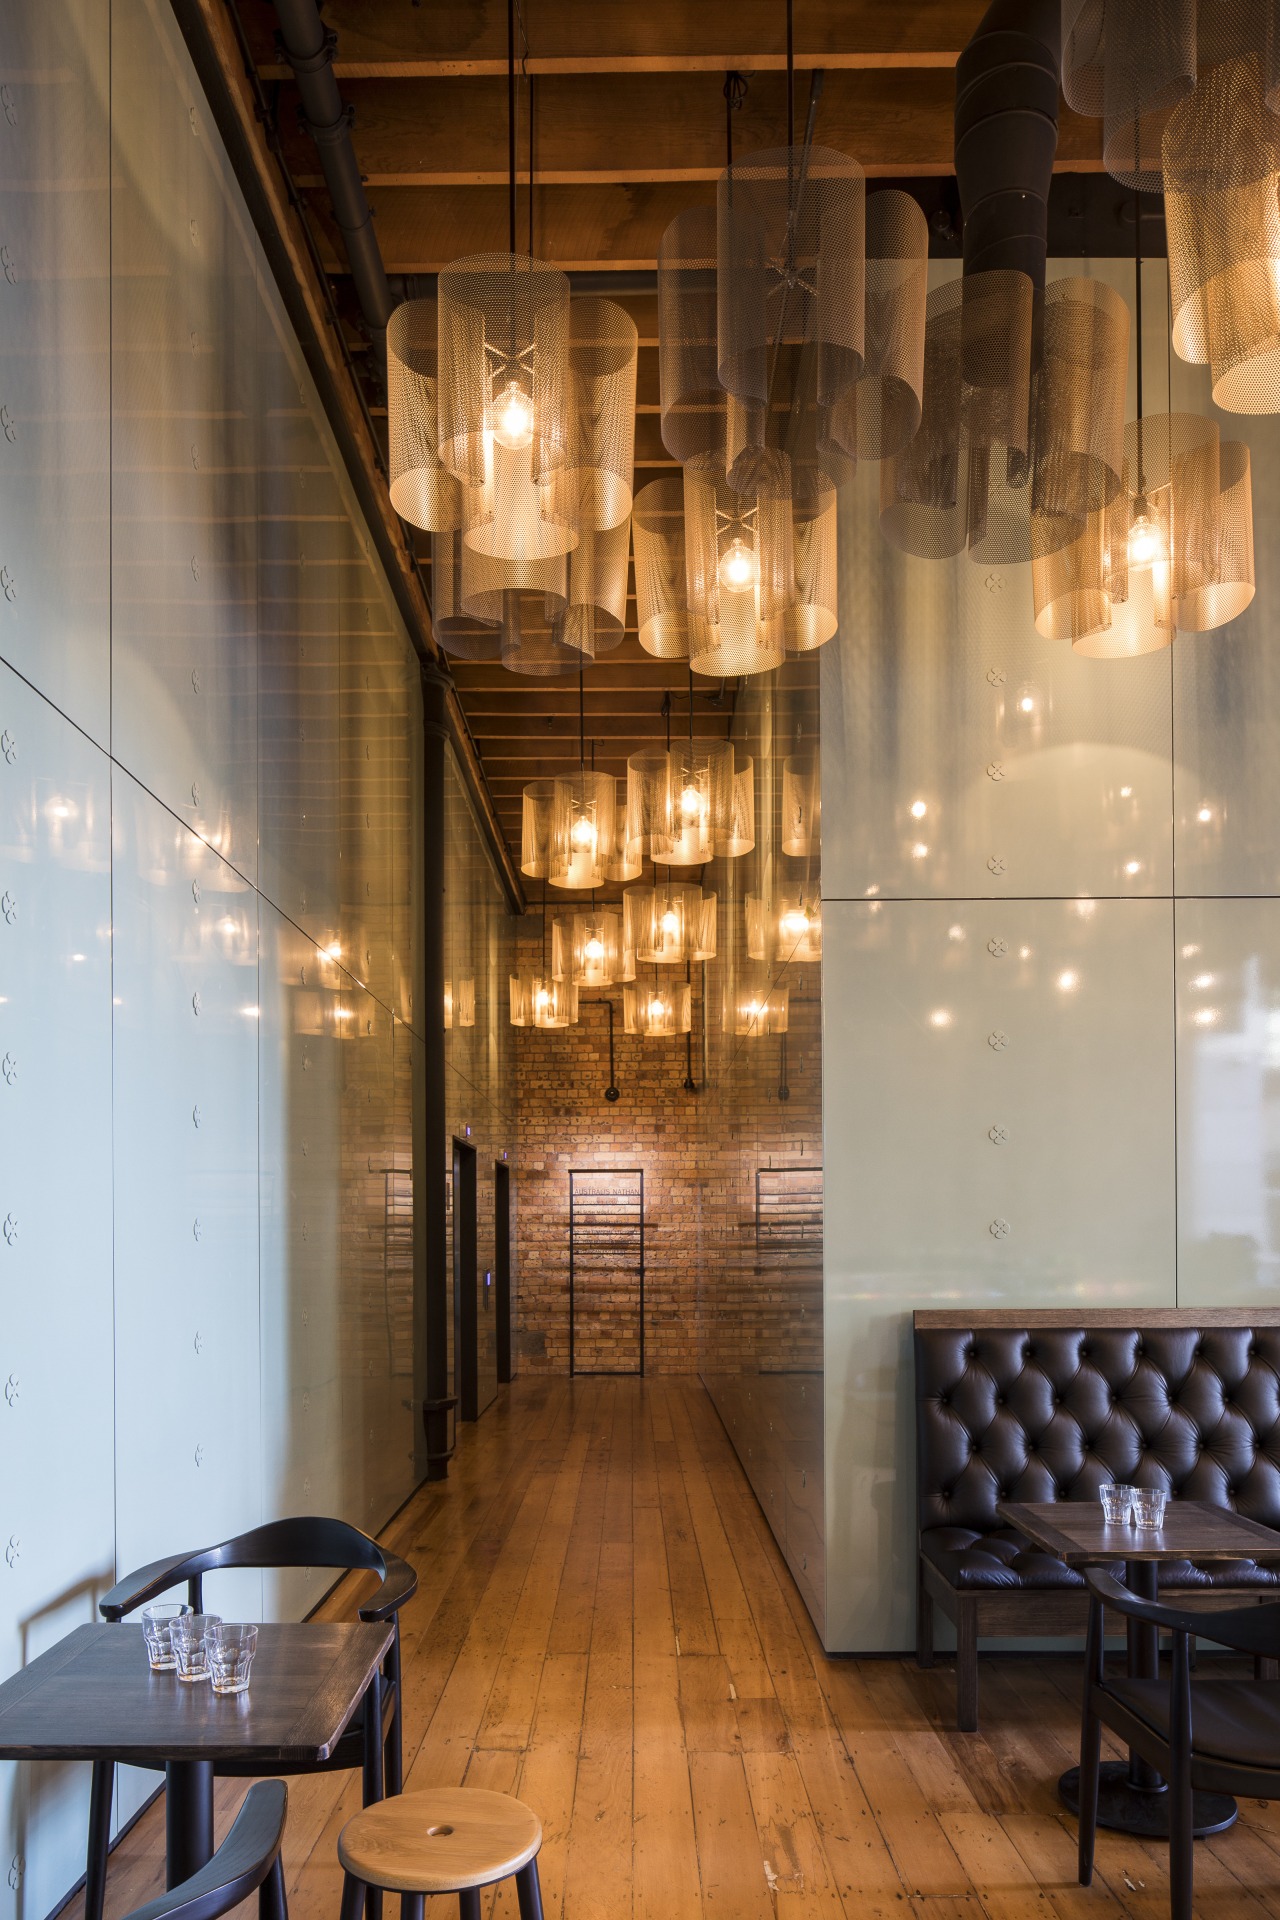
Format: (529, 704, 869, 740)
(1074, 899, 1097, 919)
(1193, 1008, 1219, 1027)
(220, 916, 236, 935)
(1124, 860, 1141, 876)
(948, 924, 966, 943)
(1197, 806, 1213, 823)
(865, 885, 880, 897)
(241, 1005, 261, 1020)
(333, 1006, 352, 1023)
(911, 842, 929, 860)
(1019, 945, 1032, 959)
(47, 799, 73, 820)
(1192, 972, 1216, 989)
(910, 799, 928, 819)
(1120, 786, 1133, 798)
(1057, 969, 1079, 992)
(1181, 943, 1200, 958)
(929, 1009, 952, 1028)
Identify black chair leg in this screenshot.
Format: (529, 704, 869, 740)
(955, 1603, 979, 1732)
(916, 1568, 935, 1670)
(515, 1862, 544, 1920)
(458, 1892, 481, 1920)
(259, 1855, 288, 1920)
(1169, 1738, 1194, 1920)
(340, 1874, 365, 1920)
(1077, 1702, 1102, 1887)
(400, 1898, 423, 1920)
(84, 1759, 113, 1920)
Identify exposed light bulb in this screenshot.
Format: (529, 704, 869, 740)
(584, 934, 605, 963)
(534, 987, 550, 1011)
(492, 379, 534, 451)
(570, 813, 596, 849)
(718, 536, 757, 592)
(647, 995, 666, 1020)
(780, 907, 810, 940)
(680, 782, 702, 822)
(1127, 493, 1167, 569)
(660, 907, 680, 938)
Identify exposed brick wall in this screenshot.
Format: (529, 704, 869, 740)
(513, 921, 823, 1376)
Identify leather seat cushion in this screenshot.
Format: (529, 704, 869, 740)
(921, 1529, 1280, 1594)
(1107, 1679, 1280, 1771)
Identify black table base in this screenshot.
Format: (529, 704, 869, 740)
(1058, 1762, 1237, 1839)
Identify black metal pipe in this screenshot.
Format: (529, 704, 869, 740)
(953, 0, 1060, 293)
(580, 999, 620, 1102)
(420, 665, 455, 1478)
(271, 0, 393, 366)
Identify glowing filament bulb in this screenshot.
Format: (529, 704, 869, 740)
(780, 906, 810, 940)
(584, 933, 605, 964)
(534, 987, 550, 1011)
(718, 536, 757, 591)
(1127, 493, 1167, 569)
(660, 905, 681, 942)
(648, 995, 666, 1020)
(492, 379, 534, 451)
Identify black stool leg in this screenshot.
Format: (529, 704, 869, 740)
(259, 1856, 287, 1920)
(400, 1898, 423, 1920)
(458, 1892, 481, 1920)
(84, 1760, 113, 1920)
(340, 1873, 365, 1920)
(361, 1670, 385, 1920)
(515, 1862, 544, 1920)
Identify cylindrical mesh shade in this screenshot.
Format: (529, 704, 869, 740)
(1032, 276, 1130, 526)
(782, 752, 820, 856)
(650, 743, 714, 866)
(786, 477, 839, 652)
(549, 770, 615, 889)
(388, 299, 463, 532)
(625, 749, 675, 856)
(1032, 497, 1126, 643)
(625, 883, 717, 964)
(880, 278, 968, 558)
(623, 980, 692, 1036)
(606, 777, 644, 881)
(683, 462, 788, 677)
(437, 252, 573, 491)
(960, 270, 1036, 565)
(543, 296, 637, 535)
(1061, 0, 1198, 191)
(633, 478, 691, 659)
(658, 207, 740, 467)
(430, 528, 503, 660)
(746, 892, 822, 963)
(1072, 560, 1175, 657)
(558, 909, 626, 987)
(520, 780, 556, 879)
(731, 976, 790, 1036)
(557, 517, 630, 659)
(1165, 54, 1280, 413)
(836, 189, 928, 461)
(717, 147, 865, 420)
(443, 977, 476, 1029)
(495, 582, 592, 679)
(510, 971, 578, 1029)
(462, 439, 579, 563)
(1175, 437, 1255, 630)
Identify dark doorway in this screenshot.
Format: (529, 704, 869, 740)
(452, 1138, 478, 1421)
(495, 1160, 513, 1383)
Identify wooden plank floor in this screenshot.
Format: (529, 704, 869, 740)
(69, 1378, 1280, 1920)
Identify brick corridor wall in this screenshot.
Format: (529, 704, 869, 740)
(513, 924, 823, 1376)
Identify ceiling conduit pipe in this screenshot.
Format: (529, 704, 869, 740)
(953, 0, 1061, 299)
(271, 0, 393, 377)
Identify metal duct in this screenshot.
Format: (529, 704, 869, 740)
(954, 0, 1061, 291)
(272, 0, 393, 367)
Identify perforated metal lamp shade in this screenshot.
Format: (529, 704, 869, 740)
(1165, 53, 1280, 413)
(624, 883, 717, 966)
(549, 770, 615, 890)
(553, 909, 626, 987)
(509, 971, 578, 1029)
(730, 976, 790, 1037)
(606, 775, 644, 881)
(1031, 276, 1130, 525)
(387, 298, 463, 533)
(834, 188, 928, 462)
(443, 977, 476, 1029)
(623, 980, 692, 1036)
(520, 780, 557, 879)
(781, 753, 820, 857)
(746, 892, 822, 964)
(436, 252, 574, 498)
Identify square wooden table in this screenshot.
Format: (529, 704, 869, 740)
(0, 1620, 393, 1901)
(998, 1498, 1280, 1839)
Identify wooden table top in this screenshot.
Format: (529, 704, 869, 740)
(0, 1621, 393, 1767)
(996, 1499, 1280, 1566)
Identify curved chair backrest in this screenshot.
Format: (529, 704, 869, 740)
(1083, 1564, 1280, 1660)
(101, 1516, 417, 1623)
(122, 1780, 287, 1920)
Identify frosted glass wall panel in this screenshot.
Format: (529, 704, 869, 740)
(821, 897, 1176, 1650)
(110, 0, 258, 883)
(824, 261, 1173, 907)
(0, 662, 114, 1920)
(1175, 899, 1280, 1306)
(0, 0, 110, 745)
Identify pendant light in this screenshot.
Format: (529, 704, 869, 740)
(746, 890, 822, 964)
(606, 775, 644, 882)
(624, 675, 754, 865)
(547, 676, 613, 890)
(511, 882, 579, 1028)
(623, 980, 691, 1037)
(553, 909, 627, 988)
(443, 978, 476, 1029)
(781, 751, 820, 857)
(730, 973, 790, 1037)
(624, 882, 717, 966)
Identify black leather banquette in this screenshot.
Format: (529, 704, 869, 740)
(914, 1310, 1280, 1730)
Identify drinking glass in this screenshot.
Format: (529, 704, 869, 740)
(140, 1603, 193, 1671)
(207, 1623, 258, 1696)
(1132, 1488, 1168, 1529)
(1099, 1484, 1136, 1525)
(169, 1613, 222, 1683)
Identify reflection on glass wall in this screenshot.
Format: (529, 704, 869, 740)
(697, 656, 824, 1631)
(443, 748, 518, 1435)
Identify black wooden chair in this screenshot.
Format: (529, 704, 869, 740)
(123, 1779, 288, 1920)
(87, 1518, 416, 1920)
(1078, 1565, 1280, 1920)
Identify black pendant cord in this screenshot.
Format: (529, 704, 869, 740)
(528, 73, 535, 258)
(786, 0, 794, 149)
(507, 0, 517, 254)
(688, 664, 695, 746)
(723, 70, 747, 170)
(662, 687, 672, 751)
(541, 877, 548, 973)
(579, 667, 586, 771)
(778, 1030, 791, 1102)
(1134, 181, 1145, 492)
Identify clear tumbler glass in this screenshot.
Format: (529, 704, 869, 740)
(1131, 1488, 1168, 1530)
(207, 1623, 258, 1696)
(169, 1613, 222, 1683)
(1099, 1484, 1136, 1525)
(141, 1602, 193, 1671)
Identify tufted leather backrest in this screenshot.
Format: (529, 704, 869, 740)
(914, 1321, 1280, 1536)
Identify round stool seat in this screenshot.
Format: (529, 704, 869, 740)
(338, 1790, 542, 1895)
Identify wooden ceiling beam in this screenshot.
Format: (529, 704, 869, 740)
(242, 0, 991, 78)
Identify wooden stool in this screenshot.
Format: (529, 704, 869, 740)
(337, 1789, 544, 1920)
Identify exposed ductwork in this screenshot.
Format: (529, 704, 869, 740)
(271, 0, 393, 371)
(953, 0, 1061, 294)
